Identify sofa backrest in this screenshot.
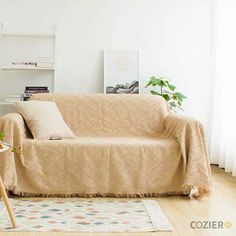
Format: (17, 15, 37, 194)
(31, 94, 170, 137)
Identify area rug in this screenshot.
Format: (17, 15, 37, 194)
(0, 198, 173, 232)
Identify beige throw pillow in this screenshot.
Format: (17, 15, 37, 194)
(15, 101, 75, 140)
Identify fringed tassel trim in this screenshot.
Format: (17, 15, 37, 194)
(6, 185, 211, 199)
(189, 186, 210, 199)
(183, 184, 211, 199)
(6, 186, 189, 198)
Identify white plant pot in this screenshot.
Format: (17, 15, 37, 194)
(0, 142, 10, 153)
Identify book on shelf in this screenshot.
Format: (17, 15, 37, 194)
(23, 86, 49, 101)
(24, 90, 49, 94)
(36, 57, 54, 68)
(10, 60, 54, 69)
(25, 86, 48, 91)
(36, 62, 54, 68)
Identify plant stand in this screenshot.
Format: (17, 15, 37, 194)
(0, 175, 16, 228)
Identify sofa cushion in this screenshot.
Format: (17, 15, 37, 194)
(22, 136, 183, 194)
(15, 101, 75, 140)
(30, 94, 170, 137)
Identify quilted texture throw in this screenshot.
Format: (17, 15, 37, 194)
(0, 94, 211, 199)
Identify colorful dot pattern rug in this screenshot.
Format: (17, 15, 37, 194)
(0, 198, 173, 232)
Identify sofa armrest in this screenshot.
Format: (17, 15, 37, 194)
(0, 113, 29, 187)
(164, 114, 211, 198)
(0, 113, 29, 150)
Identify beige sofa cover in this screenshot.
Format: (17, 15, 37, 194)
(0, 94, 211, 198)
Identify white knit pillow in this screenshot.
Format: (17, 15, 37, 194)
(15, 101, 75, 140)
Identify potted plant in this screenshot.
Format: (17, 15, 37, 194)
(145, 76, 187, 111)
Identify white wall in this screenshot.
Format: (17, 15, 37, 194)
(0, 0, 214, 137)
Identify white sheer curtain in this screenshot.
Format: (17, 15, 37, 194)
(210, 0, 236, 176)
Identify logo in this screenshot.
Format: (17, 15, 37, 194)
(190, 221, 232, 229)
(224, 221, 232, 229)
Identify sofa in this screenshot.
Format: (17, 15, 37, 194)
(0, 94, 211, 198)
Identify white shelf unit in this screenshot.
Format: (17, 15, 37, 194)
(0, 102, 15, 105)
(0, 23, 56, 117)
(1, 33, 55, 39)
(0, 66, 55, 71)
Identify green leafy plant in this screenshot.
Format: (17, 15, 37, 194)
(0, 132, 20, 153)
(0, 131, 4, 140)
(145, 76, 187, 111)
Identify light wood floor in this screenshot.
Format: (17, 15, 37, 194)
(1, 165, 236, 236)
